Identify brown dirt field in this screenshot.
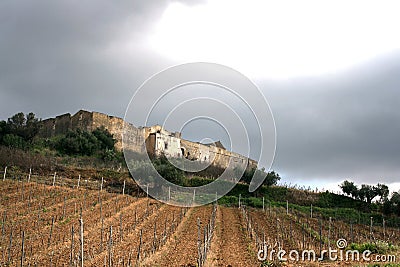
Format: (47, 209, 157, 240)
(142, 205, 213, 267)
(206, 206, 259, 267)
(29, 196, 151, 266)
(89, 204, 186, 266)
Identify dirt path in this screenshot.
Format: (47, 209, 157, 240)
(143, 205, 213, 267)
(207, 206, 259, 267)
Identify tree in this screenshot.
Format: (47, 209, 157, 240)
(238, 167, 280, 187)
(92, 126, 116, 150)
(152, 155, 184, 186)
(374, 183, 389, 203)
(23, 112, 40, 141)
(263, 170, 281, 187)
(2, 134, 26, 149)
(359, 184, 379, 204)
(55, 128, 116, 156)
(383, 192, 400, 216)
(1, 112, 41, 148)
(237, 167, 255, 184)
(7, 112, 25, 129)
(340, 180, 358, 198)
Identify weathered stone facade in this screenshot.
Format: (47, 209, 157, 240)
(39, 110, 258, 170)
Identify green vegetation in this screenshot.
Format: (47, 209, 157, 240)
(54, 127, 116, 157)
(341, 180, 389, 204)
(0, 112, 40, 149)
(0, 112, 119, 163)
(340, 180, 400, 217)
(349, 241, 397, 254)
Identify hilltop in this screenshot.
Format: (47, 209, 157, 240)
(1, 111, 400, 227)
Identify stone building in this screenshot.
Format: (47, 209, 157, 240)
(38, 110, 258, 170)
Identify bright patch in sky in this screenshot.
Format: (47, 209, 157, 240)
(149, 0, 400, 79)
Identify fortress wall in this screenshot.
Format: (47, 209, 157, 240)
(209, 146, 231, 169)
(39, 118, 56, 137)
(37, 110, 258, 169)
(71, 110, 93, 132)
(181, 139, 205, 161)
(122, 124, 146, 153)
(92, 112, 127, 151)
(248, 159, 258, 170)
(54, 113, 72, 135)
(154, 132, 181, 158)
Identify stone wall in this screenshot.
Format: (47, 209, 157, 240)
(71, 110, 93, 132)
(54, 113, 72, 136)
(38, 110, 258, 170)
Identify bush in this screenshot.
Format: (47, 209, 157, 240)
(2, 134, 27, 149)
(55, 128, 116, 157)
(349, 241, 396, 254)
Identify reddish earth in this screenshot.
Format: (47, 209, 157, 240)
(1, 179, 399, 267)
(142, 205, 213, 267)
(207, 206, 259, 267)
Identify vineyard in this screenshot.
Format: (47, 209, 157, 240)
(1, 174, 400, 266)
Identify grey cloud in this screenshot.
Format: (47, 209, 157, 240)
(263, 52, 400, 184)
(0, 0, 172, 119)
(0, 1, 399, 188)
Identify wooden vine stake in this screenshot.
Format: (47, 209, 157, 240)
(370, 217, 373, 241)
(79, 216, 84, 267)
(262, 197, 265, 212)
(286, 200, 289, 215)
(108, 225, 113, 267)
(197, 218, 202, 267)
(52, 172, 56, 186)
(3, 166, 7, 181)
(98, 177, 104, 203)
(136, 229, 143, 265)
(328, 217, 332, 250)
(77, 174, 81, 188)
(70, 225, 74, 266)
(20, 230, 25, 267)
(28, 168, 31, 182)
(48, 216, 54, 247)
(8, 228, 13, 265)
(62, 196, 66, 220)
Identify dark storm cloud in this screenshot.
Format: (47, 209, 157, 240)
(262, 52, 400, 185)
(0, 1, 399, 188)
(0, 0, 185, 119)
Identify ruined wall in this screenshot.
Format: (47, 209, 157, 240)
(37, 110, 258, 169)
(39, 118, 56, 137)
(71, 110, 93, 132)
(180, 139, 211, 162)
(181, 139, 256, 171)
(154, 132, 181, 158)
(54, 113, 72, 135)
(124, 125, 146, 153)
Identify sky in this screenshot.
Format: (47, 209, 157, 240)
(1, 0, 400, 193)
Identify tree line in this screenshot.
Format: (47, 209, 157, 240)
(0, 112, 117, 160)
(340, 180, 400, 216)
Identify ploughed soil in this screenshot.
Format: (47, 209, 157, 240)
(206, 206, 259, 267)
(142, 205, 213, 267)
